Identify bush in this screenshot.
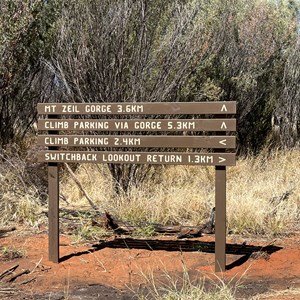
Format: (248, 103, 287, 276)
(0, 0, 59, 147)
(0, 145, 46, 226)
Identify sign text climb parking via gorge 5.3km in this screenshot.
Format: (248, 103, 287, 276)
(37, 101, 236, 272)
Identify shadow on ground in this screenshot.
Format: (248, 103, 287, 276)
(60, 238, 282, 270)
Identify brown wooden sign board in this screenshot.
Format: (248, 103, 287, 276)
(37, 101, 236, 115)
(38, 119, 236, 132)
(38, 135, 236, 149)
(38, 151, 236, 166)
(38, 101, 237, 272)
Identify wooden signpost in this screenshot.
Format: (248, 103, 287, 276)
(37, 101, 236, 272)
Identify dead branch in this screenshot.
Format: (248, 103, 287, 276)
(0, 265, 19, 280)
(18, 277, 36, 285)
(59, 208, 84, 218)
(0, 227, 16, 235)
(0, 287, 18, 294)
(64, 163, 99, 212)
(92, 211, 134, 234)
(59, 193, 70, 205)
(7, 269, 30, 283)
(29, 257, 43, 275)
(92, 211, 215, 238)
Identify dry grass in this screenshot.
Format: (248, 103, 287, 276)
(60, 149, 300, 236)
(0, 246, 27, 260)
(251, 287, 300, 299)
(227, 149, 300, 235)
(0, 148, 42, 227)
(0, 148, 299, 236)
(132, 265, 239, 300)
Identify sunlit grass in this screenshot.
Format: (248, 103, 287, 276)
(0, 148, 299, 236)
(132, 264, 240, 300)
(61, 149, 300, 236)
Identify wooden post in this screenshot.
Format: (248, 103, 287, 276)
(215, 165, 226, 272)
(48, 114, 59, 263)
(48, 163, 59, 263)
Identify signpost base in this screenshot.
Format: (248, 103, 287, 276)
(48, 163, 59, 263)
(215, 166, 226, 272)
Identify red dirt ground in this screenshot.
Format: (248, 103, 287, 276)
(1, 230, 300, 299)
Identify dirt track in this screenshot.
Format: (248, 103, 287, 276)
(1, 231, 300, 299)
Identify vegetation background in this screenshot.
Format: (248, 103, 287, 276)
(0, 0, 299, 241)
(0, 1, 300, 299)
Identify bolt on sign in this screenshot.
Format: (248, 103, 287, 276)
(37, 101, 236, 272)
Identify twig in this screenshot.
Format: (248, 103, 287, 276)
(0, 153, 27, 189)
(29, 257, 43, 274)
(88, 251, 107, 272)
(64, 163, 99, 212)
(60, 193, 70, 205)
(7, 269, 30, 283)
(18, 277, 36, 285)
(0, 287, 18, 294)
(0, 227, 16, 234)
(0, 265, 19, 280)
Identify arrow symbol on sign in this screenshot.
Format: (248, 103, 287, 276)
(221, 122, 227, 129)
(221, 104, 228, 112)
(218, 157, 226, 163)
(219, 139, 227, 146)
